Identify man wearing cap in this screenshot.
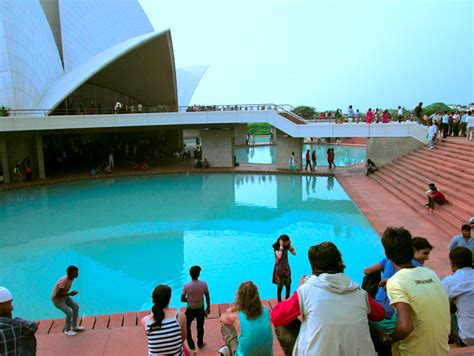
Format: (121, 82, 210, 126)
(51, 265, 84, 336)
(181, 265, 211, 351)
(0, 286, 38, 355)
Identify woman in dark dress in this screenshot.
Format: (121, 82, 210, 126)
(272, 234, 296, 302)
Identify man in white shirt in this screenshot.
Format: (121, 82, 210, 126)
(461, 112, 469, 137)
(347, 105, 354, 123)
(427, 120, 437, 149)
(467, 111, 474, 141)
(397, 106, 404, 123)
(442, 247, 474, 346)
(442, 112, 450, 138)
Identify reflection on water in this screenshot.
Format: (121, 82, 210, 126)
(235, 144, 366, 166)
(0, 174, 382, 320)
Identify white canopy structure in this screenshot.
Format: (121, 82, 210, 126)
(0, 0, 206, 115)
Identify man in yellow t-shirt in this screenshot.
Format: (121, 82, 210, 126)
(381, 227, 450, 355)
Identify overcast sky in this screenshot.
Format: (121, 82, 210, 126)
(141, 0, 473, 110)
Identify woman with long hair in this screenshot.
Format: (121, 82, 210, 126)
(141, 285, 188, 356)
(219, 281, 273, 355)
(272, 234, 296, 302)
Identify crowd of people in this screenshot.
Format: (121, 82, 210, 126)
(2, 220, 474, 355)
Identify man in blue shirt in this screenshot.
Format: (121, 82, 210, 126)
(449, 225, 473, 263)
(442, 247, 474, 346)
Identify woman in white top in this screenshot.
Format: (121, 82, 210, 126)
(141, 285, 188, 356)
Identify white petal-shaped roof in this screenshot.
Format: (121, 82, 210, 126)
(0, 0, 63, 109)
(176, 66, 209, 107)
(59, 0, 154, 73)
(39, 30, 177, 110)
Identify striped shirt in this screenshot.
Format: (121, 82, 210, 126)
(145, 314, 183, 356)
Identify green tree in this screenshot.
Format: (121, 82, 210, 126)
(292, 106, 316, 119)
(247, 123, 271, 134)
(422, 102, 453, 117)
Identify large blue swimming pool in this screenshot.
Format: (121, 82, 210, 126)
(0, 174, 383, 320)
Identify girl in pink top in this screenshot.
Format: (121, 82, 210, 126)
(366, 108, 373, 124)
(382, 110, 392, 123)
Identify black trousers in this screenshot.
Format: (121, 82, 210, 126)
(443, 123, 449, 138)
(185, 307, 205, 349)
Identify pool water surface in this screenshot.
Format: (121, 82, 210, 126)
(0, 174, 383, 320)
(235, 144, 366, 166)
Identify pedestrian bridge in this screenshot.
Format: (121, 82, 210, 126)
(0, 109, 428, 143)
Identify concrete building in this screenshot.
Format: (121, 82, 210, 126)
(0, 0, 209, 182)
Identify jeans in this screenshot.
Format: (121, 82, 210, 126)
(185, 307, 205, 349)
(53, 297, 79, 331)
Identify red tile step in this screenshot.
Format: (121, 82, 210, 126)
(372, 171, 465, 235)
(382, 163, 473, 218)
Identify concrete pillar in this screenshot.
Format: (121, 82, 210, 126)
(233, 124, 248, 146)
(366, 138, 424, 165)
(35, 134, 46, 179)
(271, 126, 278, 144)
(0, 135, 10, 183)
(201, 129, 234, 167)
(276, 130, 302, 170)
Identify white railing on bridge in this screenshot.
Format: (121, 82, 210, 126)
(0, 110, 428, 143)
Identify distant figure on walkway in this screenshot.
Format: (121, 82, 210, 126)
(311, 150, 317, 171)
(142, 285, 187, 355)
(365, 159, 378, 176)
(108, 151, 114, 168)
(13, 160, 22, 182)
(347, 105, 354, 123)
(397, 106, 404, 122)
(0, 287, 38, 355)
(428, 120, 437, 149)
(203, 158, 209, 169)
(219, 281, 273, 355)
(366, 108, 373, 124)
(442, 247, 474, 347)
(382, 109, 392, 123)
(442, 111, 450, 138)
(23, 157, 33, 181)
(414, 102, 423, 124)
(467, 112, 474, 141)
(272, 235, 296, 303)
(425, 183, 446, 212)
(288, 152, 297, 171)
(181, 265, 210, 351)
(114, 101, 122, 114)
(354, 109, 361, 123)
(51, 266, 84, 336)
(305, 149, 312, 172)
(327, 148, 336, 169)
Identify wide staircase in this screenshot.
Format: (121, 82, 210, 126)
(370, 138, 473, 237)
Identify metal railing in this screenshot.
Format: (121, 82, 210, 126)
(1, 103, 286, 117)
